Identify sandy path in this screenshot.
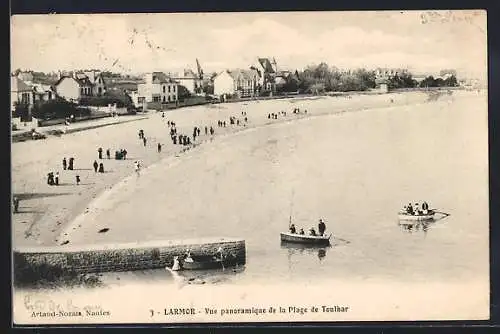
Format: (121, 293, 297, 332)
(12, 91, 442, 247)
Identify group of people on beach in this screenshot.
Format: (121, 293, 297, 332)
(268, 107, 307, 120)
(289, 219, 327, 237)
(92, 160, 105, 173)
(403, 201, 431, 215)
(46, 157, 78, 186)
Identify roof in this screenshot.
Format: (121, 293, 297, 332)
(258, 58, 275, 73)
(55, 75, 93, 87)
(150, 72, 177, 84)
(183, 69, 198, 79)
(375, 77, 389, 85)
(32, 83, 54, 93)
(11, 76, 32, 92)
(227, 69, 260, 82)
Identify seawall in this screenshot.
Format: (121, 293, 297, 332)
(14, 238, 246, 283)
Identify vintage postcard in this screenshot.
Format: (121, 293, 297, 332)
(11, 10, 488, 325)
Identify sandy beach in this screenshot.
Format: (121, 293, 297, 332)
(12, 90, 461, 247)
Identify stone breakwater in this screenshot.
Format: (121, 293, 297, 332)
(14, 238, 245, 282)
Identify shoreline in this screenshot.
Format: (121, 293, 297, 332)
(12, 90, 477, 248)
(58, 98, 456, 246)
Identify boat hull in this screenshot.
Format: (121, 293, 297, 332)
(280, 232, 331, 245)
(181, 255, 238, 270)
(398, 212, 435, 221)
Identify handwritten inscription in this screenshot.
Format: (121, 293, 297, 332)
(420, 11, 477, 25)
(24, 294, 111, 318)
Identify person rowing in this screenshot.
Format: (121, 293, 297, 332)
(309, 228, 317, 236)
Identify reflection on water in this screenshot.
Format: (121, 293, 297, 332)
(398, 221, 431, 235)
(281, 242, 333, 264)
(397, 213, 450, 235)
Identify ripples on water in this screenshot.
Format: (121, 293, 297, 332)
(21, 92, 489, 291)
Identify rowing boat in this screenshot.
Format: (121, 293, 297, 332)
(398, 211, 435, 221)
(180, 254, 241, 270)
(280, 232, 332, 245)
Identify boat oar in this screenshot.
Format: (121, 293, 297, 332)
(335, 237, 351, 244)
(432, 210, 450, 217)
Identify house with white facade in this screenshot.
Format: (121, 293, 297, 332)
(171, 69, 203, 95)
(213, 69, 260, 99)
(137, 72, 179, 109)
(32, 83, 56, 102)
(11, 76, 33, 111)
(54, 75, 94, 103)
(83, 70, 106, 96)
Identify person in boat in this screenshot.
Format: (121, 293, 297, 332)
(406, 203, 414, 215)
(184, 250, 194, 263)
(414, 203, 421, 215)
(289, 224, 297, 234)
(318, 219, 326, 236)
(422, 201, 430, 214)
(309, 228, 317, 236)
(299, 228, 305, 235)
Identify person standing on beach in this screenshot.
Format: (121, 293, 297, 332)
(76, 175, 81, 185)
(106, 148, 111, 159)
(143, 137, 147, 147)
(93, 160, 99, 173)
(197, 127, 201, 136)
(62, 157, 67, 170)
(134, 161, 141, 175)
(205, 126, 208, 135)
(210, 126, 214, 135)
(13, 196, 20, 213)
(55, 172, 59, 186)
(68, 157, 74, 170)
(98, 163, 104, 173)
(157, 143, 162, 153)
(98, 147, 103, 159)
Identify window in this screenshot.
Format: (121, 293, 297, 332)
(173, 86, 176, 92)
(163, 86, 166, 93)
(153, 96, 161, 102)
(162, 96, 166, 103)
(98, 87, 102, 95)
(173, 95, 176, 101)
(168, 86, 171, 93)
(21, 93, 30, 104)
(81, 88, 84, 95)
(138, 97, 146, 103)
(168, 96, 171, 102)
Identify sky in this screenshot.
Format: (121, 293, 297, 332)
(11, 11, 487, 79)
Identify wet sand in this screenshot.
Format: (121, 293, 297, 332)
(12, 91, 453, 247)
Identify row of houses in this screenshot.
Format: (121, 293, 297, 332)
(10, 70, 108, 112)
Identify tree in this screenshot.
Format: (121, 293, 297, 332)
(444, 75, 458, 87)
(419, 76, 436, 88)
(31, 98, 89, 120)
(12, 102, 30, 121)
(177, 85, 191, 101)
